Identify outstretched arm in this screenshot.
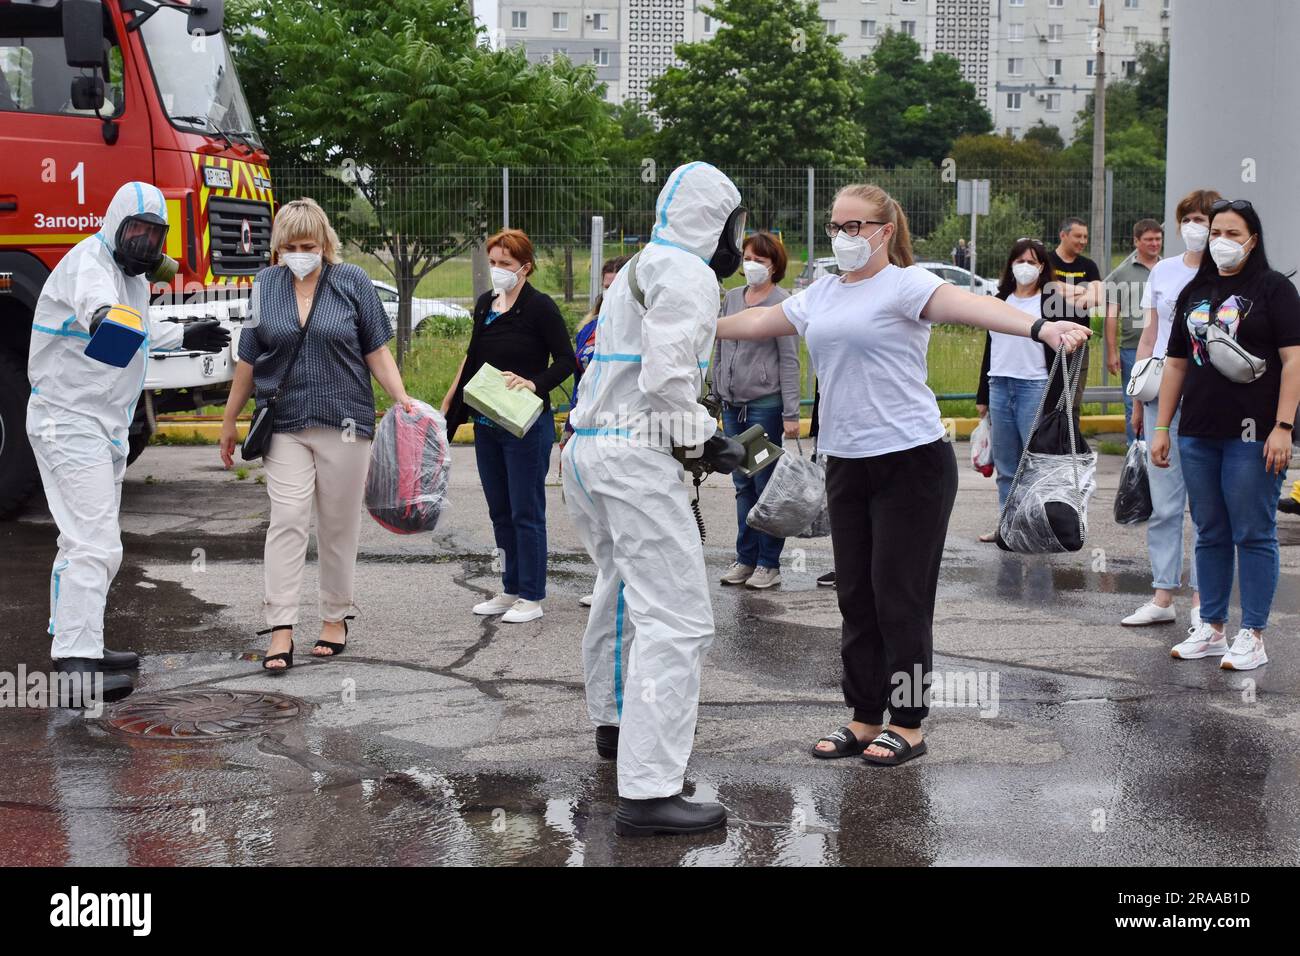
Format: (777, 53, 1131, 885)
(716, 302, 798, 341)
(922, 283, 1090, 353)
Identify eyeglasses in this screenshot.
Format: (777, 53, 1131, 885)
(825, 219, 885, 239)
(1210, 199, 1254, 213)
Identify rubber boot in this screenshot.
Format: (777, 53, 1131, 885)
(614, 794, 727, 837)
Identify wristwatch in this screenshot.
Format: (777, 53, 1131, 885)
(1029, 317, 1047, 343)
(1278, 421, 1294, 432)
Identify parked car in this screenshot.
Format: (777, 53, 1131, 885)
(371, 280, 471, 335)
(794, 257, 841, 290)
(917, 262, 999, 296)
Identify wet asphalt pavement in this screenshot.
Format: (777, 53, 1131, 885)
(2, 442, 1299, 866)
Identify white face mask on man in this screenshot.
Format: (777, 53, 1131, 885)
(831, 224, 886, 274)
(1180, 221, 1209, 253)
(281, 251, 321, 280)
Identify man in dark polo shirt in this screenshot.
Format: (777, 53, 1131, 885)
(1104, 218, 1163, 443)
(1048, 217, 1103, 413)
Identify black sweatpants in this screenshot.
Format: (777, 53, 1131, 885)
(825, 438, 958, 729)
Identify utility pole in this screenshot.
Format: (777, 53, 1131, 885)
(1090, 2, 1107, 268)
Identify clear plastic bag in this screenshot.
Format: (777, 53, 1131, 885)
(1113, 440, 1153, 525)
(970, 417, 994, 477)
(796, 454, 831, 539)
(365, 400, 451, 534)
(997, 450, 1097, 553)
(747, 443, 828, 539)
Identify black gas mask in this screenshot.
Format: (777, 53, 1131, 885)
(708, 205, 748, 279)
(113, 213, 177, 282)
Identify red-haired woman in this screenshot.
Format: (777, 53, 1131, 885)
(443, 229, 577, 623)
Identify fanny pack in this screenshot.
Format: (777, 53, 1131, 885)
(1205, 323, 1266, 384)
(1126, 356, 1164, 403)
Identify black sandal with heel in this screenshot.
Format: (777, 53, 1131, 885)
(258, 625, 294, 672)
(314, 615, 354, 658)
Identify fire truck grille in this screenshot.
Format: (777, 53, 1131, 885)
(208, 197, 273, 276)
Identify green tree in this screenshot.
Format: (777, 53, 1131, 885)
(855, 30, 992, 166)
(648, 0, 865, 173)
(227, 0, 614, 365)
(1063, 42, 1169, 171)
(917, 194, 1043, 281)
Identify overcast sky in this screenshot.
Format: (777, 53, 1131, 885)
(474, 1, 498, 40)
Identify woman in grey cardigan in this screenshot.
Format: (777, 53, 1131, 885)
(714, 231, 801, 589)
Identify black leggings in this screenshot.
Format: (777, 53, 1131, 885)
(825, 438, 958, 729)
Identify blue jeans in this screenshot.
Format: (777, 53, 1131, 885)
(1120, 348, 1137, 444)
(474, 416, 554, 601)
(1179, 436, 1286, 630)
(988, 376, 1047, 509)
(1143, 399, 1197, 592)
(723, 401, 787, 568)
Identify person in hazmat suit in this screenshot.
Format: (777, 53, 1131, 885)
(562, 162, 747, 836)
(27, 181, 230, 704)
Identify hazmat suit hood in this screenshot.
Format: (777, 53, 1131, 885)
(98, 181, 168, 254)
(649, 163, 742, 264)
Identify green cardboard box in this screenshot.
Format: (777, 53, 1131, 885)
(462, 362, 544, 438)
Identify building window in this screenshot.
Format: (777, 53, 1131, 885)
(593, 12, 610, 31)
(1008, 126, 1022, 137)
(1047, 24, 1063, 42)
(1009, 0, 1024, 5)
(901, 20, 916, 37)
(1009, 24, 1024, 42)
(1048, 0, 1063, 6)
(1046, 93, 1061, 111)
(593, 48, 609, 67)
(1123, 59, 1137, 78)
(552, 12, 567, 31)
(511, 10, 527, 29)
(861, 20, 877, 38)
(1126, 0, 1140, 8)
(1123, 26, 1138, 43)
(1086, 58, 1095, 76)
(1007, 57, 1023, 75)
(1162, 26, 1170, 42)
(1006, 92, 1022, 111)
(1049, 58, 1063, 76)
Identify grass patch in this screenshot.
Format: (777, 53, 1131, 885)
(1097, 440, 1128, 456)
(150, 429, 215, 446)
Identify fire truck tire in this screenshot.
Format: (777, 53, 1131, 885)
(0, 350, 40, 519)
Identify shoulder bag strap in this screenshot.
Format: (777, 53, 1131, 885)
(270, 263, 330, 403)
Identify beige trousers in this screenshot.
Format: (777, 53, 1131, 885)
(262, 427, 372, 628)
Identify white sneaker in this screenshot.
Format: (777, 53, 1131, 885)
(579, 594, 594, 607)
(473, 593, 518, 616)
(1190, 606, 1202, 630)
(501, 599, 544, 624)
(1170, 623, 1229, 660)
(1122, 601, 1176, 626)
(745, 567, 781, 589)
(1220, 629, 1268, 671)
(720, 562, 755, 585)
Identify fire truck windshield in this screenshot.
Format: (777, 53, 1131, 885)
(139, 10, 262, 150)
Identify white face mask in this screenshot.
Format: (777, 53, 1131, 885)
(1209, 235, 1251, 271)
(1011, 261, 1041, 287)
(491, 265, 524, 294)
(831, 224, 886, 274)
(281, 251, 321, 280)
(741, 260, 770, 286)
(1180, 221, 1209, 253)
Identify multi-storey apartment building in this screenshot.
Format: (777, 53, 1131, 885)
(496, 0, 1172, 142)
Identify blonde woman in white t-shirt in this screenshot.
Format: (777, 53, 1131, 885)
(716, 183, 1090, 767)
(1121, 188, 1219, 631)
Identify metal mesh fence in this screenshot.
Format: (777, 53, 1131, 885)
(271, 164, 1166, 411)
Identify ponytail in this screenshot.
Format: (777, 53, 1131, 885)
(833, 184, 914, 267)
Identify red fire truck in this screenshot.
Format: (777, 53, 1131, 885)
(0, 0, 274, 516)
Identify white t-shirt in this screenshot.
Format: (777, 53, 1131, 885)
(1140, 254, 1199, 358)
(783, 263, 946, 458)
(989, 292, 1048, 380)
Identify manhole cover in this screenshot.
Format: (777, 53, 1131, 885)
(101, 690, 306, 740)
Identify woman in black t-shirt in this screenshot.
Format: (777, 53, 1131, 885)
(1153, 200, 1300, 671)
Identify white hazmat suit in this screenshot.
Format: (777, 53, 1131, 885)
(27, 182, 183, 661)
(562, 162, 741, 800)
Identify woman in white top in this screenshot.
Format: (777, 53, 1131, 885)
(975, 238, 1066, 541)
(1120, 188, 1220, 629)
(716, 183, 1089, 766)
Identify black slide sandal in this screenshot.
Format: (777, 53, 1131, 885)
(862, 730, 927, 767)
(812, 726, 868, 759)
(314, 615, 355, 658)
(258, 626, 294, 673)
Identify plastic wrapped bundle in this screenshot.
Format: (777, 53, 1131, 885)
(365, 400, 450, 534)
(996, 450, 1097, 553)
(970, 417, 994, 477)
(1113, 440, 1153, 525)
(747, 447, 827, 539)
